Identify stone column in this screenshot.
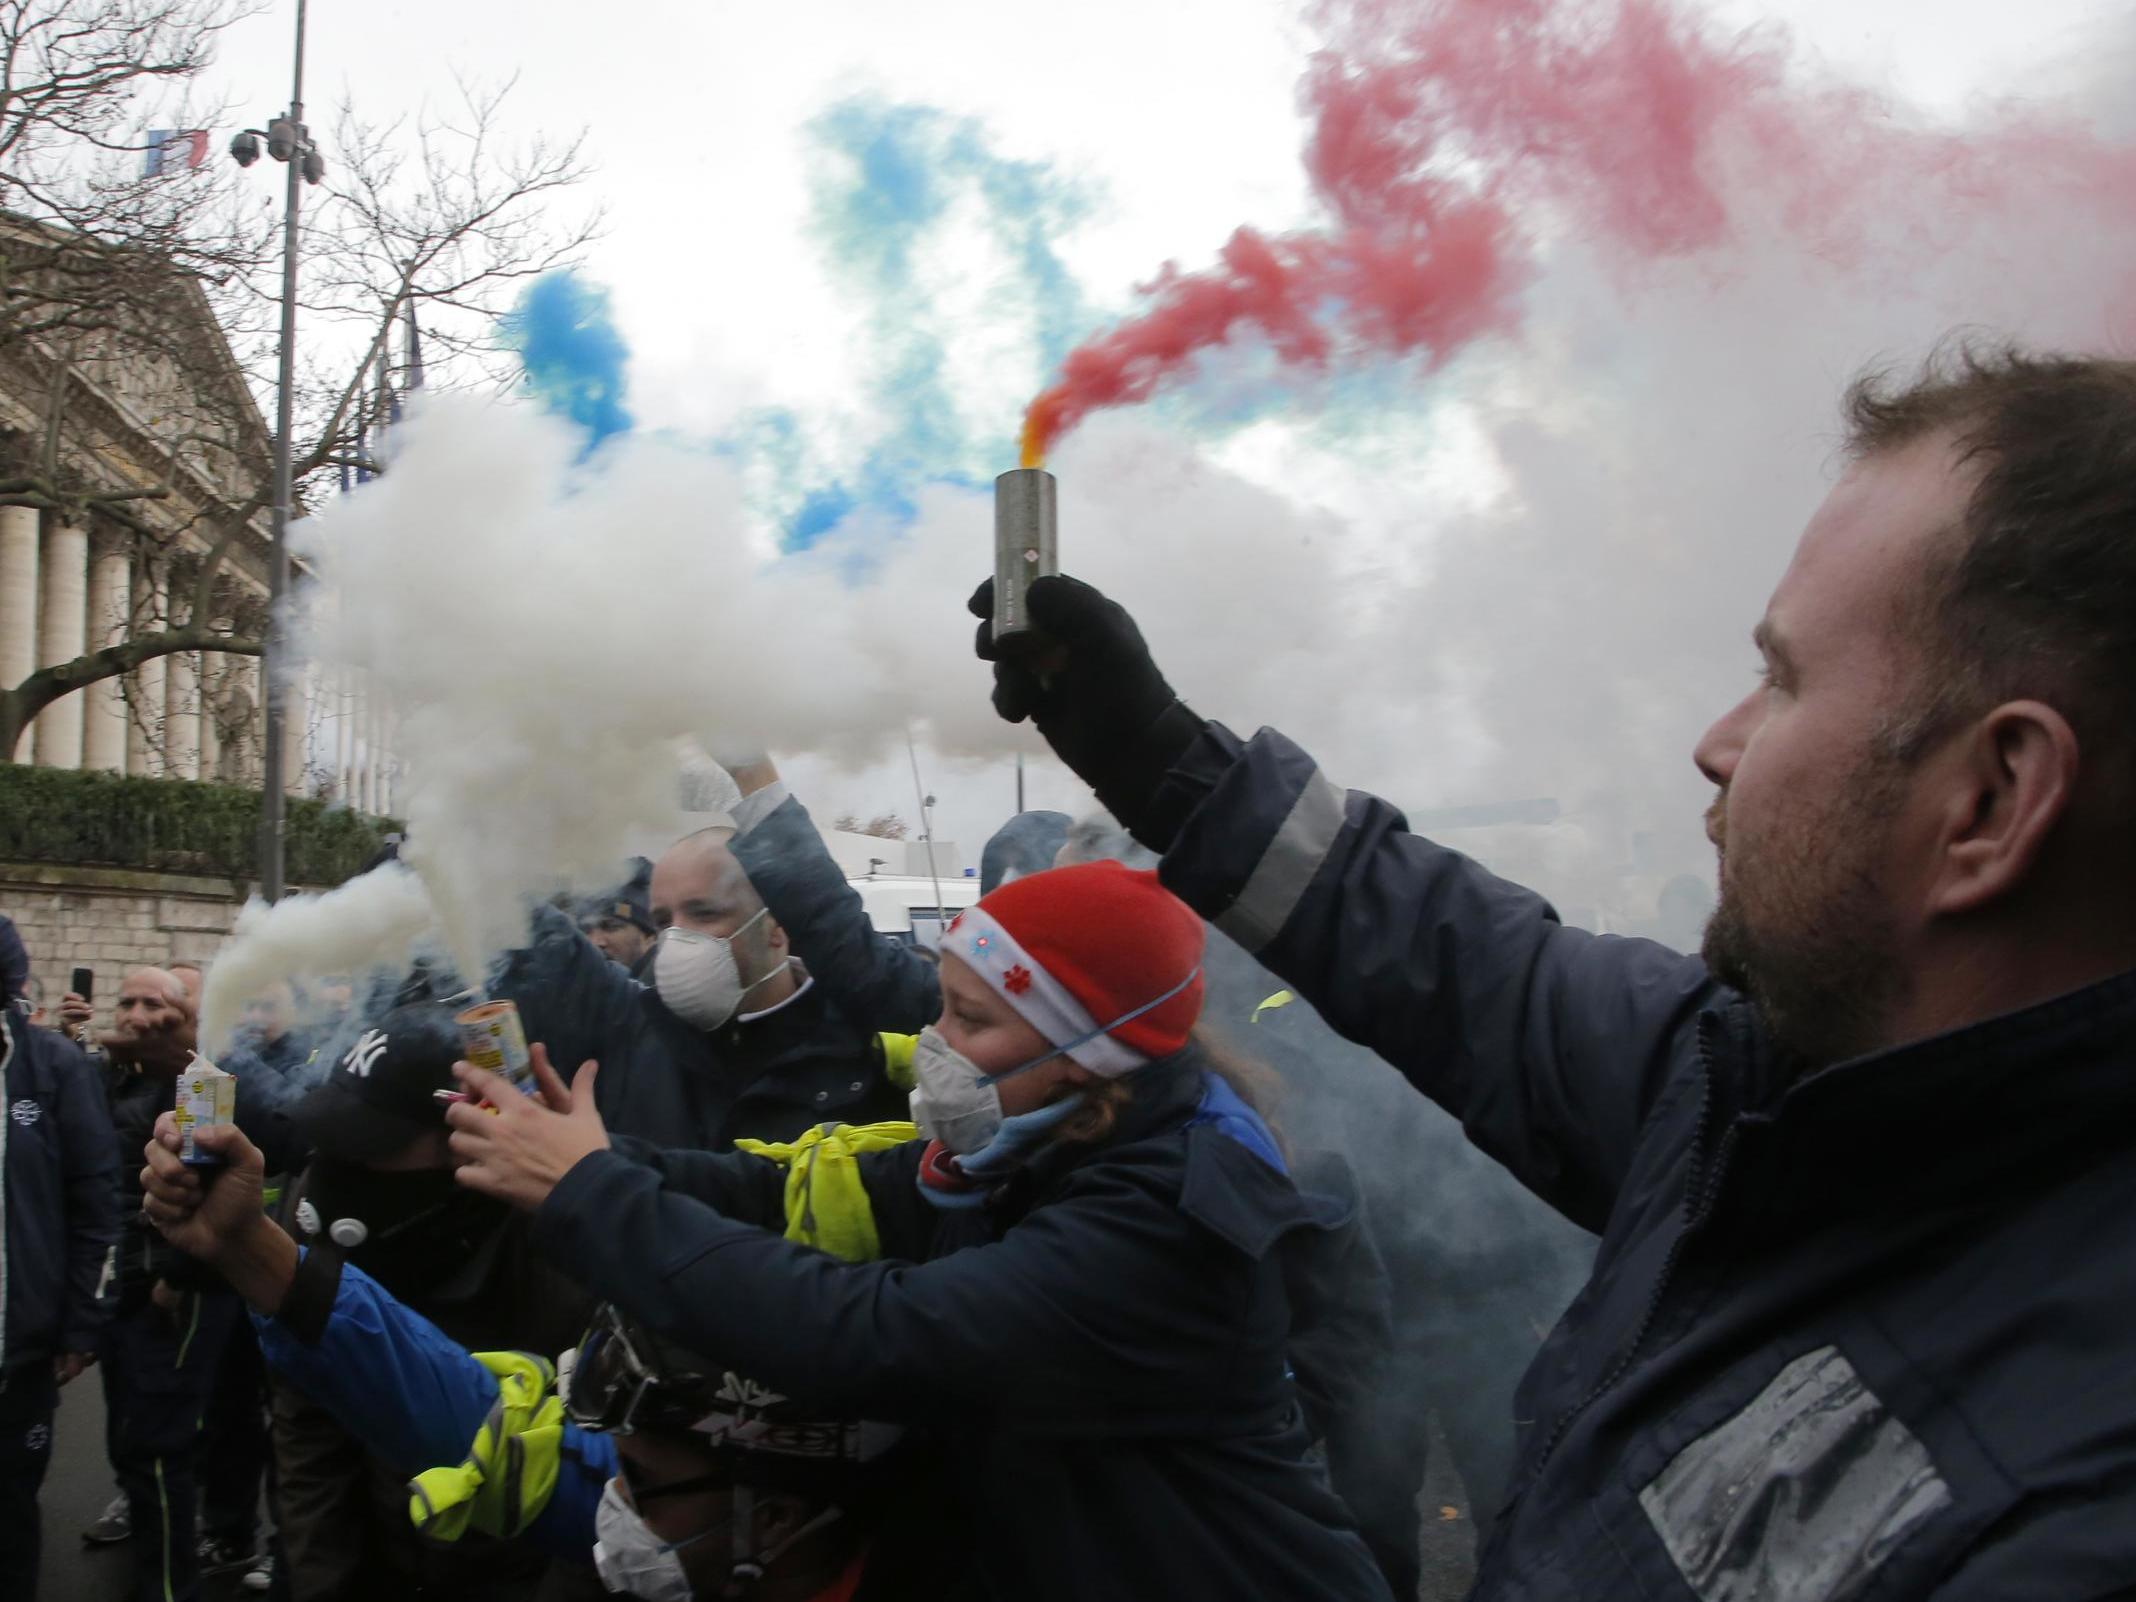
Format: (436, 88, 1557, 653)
(0, 505, 38, 762)
(198, 649, 222, 782)
(128, 565, 165, 777)
(362, 692, 382, 813)
(82, 539, 130, 772)
(166, 650, 200, 780)
(233, 654, 262, 786)
(337, 670, 357, 804)
(33, 521, 87, 768)
(282, 666, 308, 795)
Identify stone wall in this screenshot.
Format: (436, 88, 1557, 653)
(0, 860, 244, 1021)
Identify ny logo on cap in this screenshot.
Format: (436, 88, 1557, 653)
(343, 1029, 389, 1079)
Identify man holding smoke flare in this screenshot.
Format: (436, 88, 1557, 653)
(970, 345, 2136, 1596)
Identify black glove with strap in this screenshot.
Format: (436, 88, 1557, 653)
(969, 575, 1209, 847)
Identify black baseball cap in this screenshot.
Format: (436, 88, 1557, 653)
(581, 861, 654, 937)
(294, 1003, 464, 1163)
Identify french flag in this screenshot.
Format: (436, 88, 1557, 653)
(144, 129, 210, 177)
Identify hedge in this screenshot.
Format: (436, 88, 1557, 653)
(0, 764, 400, 887)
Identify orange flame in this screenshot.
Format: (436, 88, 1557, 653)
(1018, 389, 1065, 470)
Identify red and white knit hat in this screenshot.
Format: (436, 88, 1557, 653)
(939, 859, 1205, 1076)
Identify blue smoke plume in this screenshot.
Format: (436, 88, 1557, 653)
(729, 95, 1093, 550)
(505, 272, 634, 450)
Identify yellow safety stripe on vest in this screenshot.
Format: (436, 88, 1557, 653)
(878, 1031, 918, 1092)
(731, 1119, 918, 1264)
(407, 1350, 563, 1544)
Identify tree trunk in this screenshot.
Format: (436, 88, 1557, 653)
(1, 627, 262, 764)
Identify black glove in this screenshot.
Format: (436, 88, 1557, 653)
(968, 575, 1207, 839)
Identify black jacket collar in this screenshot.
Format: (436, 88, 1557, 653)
(1704, 966, 2136, 1230)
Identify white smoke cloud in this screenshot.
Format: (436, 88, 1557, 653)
(200, 865, 435, 1051)
(208, 7, 2136, 1009)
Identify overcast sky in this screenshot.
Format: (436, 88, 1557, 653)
(195, 0, 2116, 439)
(191, 0, 2133, 894)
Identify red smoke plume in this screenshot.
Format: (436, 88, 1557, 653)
(1018, 0, 2136, 466)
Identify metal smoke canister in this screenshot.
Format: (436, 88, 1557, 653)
(175, 1054, 237, 1167)
(455, 999, 536, 1096)
(993, 468, 1059, 643)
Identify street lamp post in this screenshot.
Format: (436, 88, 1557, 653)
(230, 0, 325, 904)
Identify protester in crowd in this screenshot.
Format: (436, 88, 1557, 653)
(491, 825, 907, 1150)
(435, 859, 1393, 1601)
(236, 979, 320, 1083)
(168, 961, 205, 1010)
(0, 912, 27, 1007)
(89, 967, 310, 1599)
(579, 858, 657, 977)
(1, 939, 119, 1602)
(726, 766, 1425, 1589)
(265, 1003, 589, 1601)
(139, 1108, 942, 1602)
(93, 968, 249, 1602)
(310, 973, 355, 1034)
(968, 346, 2136, 1592)
(1058, 811, 1593, 1542)
(19, 972, 50, 1030)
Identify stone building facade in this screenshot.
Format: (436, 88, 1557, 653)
(3, 861, 243, 1020)
(0, 210, 395, 807)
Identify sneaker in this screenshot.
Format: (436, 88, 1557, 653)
(239, 1552, 275, 1593)
(81, 1493, 131, 1545)
(196, 1535, 259, 1577)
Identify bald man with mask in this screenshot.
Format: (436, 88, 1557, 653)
(489, 826, 909, 1152)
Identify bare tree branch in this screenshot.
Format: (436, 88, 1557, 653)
(1, 7, 596, 765)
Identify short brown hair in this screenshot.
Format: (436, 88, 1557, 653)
(1845, 341, 2136, 783)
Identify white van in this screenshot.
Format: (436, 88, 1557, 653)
(845, 872, 981, 951)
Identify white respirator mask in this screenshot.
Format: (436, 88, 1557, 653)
(651, 908, 787, 1031)
(906, 1026, 1039, 1155)
(591, 1476, 709, 1602)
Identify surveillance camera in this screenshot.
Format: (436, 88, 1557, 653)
(229, 131, 261, 168)
(266, 117, 297, 163)
(301, 150, 326, 186)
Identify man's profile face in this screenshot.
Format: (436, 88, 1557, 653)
(1690, 436, 1967, 1063)
(585, 916, 654, 968)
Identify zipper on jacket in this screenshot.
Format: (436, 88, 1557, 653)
(1525, 1033, 1743, 1477)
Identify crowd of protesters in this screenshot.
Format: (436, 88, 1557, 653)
(5, 347, 2136, 1601)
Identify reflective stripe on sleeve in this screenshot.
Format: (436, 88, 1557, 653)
(1215, 769, 1347, 954)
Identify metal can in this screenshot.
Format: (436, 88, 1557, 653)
(175, 1056, 237, 1167)
(455, 1000, 535, 1095)
(992, 467, 1058, 643)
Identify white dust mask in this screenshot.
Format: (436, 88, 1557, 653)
(651, 908, 785, 1031)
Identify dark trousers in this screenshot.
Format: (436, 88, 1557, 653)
(100, 1288, 241, 1602)
(201, 1312, 269, 1546)
(0, 1361, 59, 1602)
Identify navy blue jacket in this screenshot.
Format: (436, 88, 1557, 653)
(729, 795, 942, 1031)
(532, 1049, 1392, 1602)
(2, 1006, 118, 1370)
(1150, 721, 2136, 1600)
(734, 789, 1425, 1590)
(491, 904, 908, 1151)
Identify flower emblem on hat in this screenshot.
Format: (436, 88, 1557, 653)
(1002, 964, 1033, 996)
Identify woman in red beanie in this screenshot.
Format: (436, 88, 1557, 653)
(441, 860, 1395, 1602)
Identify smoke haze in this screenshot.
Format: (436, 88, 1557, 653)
(208, 0, 2136, 1056)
